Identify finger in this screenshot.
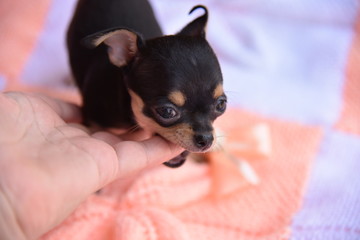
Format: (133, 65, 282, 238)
(67, 123, 90, 133)
(63, 134, 182, 191)
(113, 136, 184, 177)
(92, 129, 152, 144)
(119, 129, 153, 141)
(92, 131, 123, 145)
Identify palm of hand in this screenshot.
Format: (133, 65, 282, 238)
(0, 92, 182, 239)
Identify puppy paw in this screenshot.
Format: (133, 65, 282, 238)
(163, 151, 189, 168)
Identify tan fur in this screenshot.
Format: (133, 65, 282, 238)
(92, 31, 117, 47)
(213, 84, 224, 99)
(129, 90, 214, 152)
(168, 91, 186, 107)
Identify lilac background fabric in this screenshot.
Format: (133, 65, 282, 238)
(291, 131, 360, 239)
(13, 0, 360, 239)
(150, 2, 360, 238)
(20, 0, 76, 88)
(149, 0, 357, 125)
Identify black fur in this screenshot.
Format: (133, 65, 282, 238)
(67, 0, 226, 167)
(67, 0, 162, 127)
(130, 35, 223, 129)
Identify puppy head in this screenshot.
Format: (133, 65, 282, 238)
(83, 6, 226, 152)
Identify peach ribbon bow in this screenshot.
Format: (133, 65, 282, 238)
(209, 123, 272, 196)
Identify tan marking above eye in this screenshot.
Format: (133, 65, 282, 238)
(213, 84, 224, 99)
(168, 91, 186, 107)
(128, 90, 214, 152)
(128, 90, 194, 148)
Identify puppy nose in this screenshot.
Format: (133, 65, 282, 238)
(194, 133, 214, 151)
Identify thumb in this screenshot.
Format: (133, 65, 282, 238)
(92, 134, 184, 185)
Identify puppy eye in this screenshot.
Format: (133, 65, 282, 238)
(155, 106, 179, 120)
(215, 97, 227, 113)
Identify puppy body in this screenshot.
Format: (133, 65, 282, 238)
(67, 0, 226, 166)
(67, 0, 162, 127)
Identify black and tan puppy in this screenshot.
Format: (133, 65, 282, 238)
(67, 0, 226, 167)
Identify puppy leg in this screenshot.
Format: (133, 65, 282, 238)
(163, 151, 189, 168)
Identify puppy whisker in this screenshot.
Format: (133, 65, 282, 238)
(127, 124, 141, 134)
(68, 1, 225, 168)
(210, 141, 225, 152)
(215, 135, 227, 139)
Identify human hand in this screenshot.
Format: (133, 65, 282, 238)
(0, 92, 183, 240)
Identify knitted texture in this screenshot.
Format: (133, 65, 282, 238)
(1, 0, 359, 239)
(290, 13, 360, 240)
(41, 109, 322, 240)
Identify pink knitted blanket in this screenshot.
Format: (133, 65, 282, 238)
(1, 0, 359, 239)
(37, 109, 321, 240)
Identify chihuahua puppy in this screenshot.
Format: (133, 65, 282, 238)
(67, 0, 226, 167)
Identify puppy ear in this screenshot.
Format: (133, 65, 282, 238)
(82, 28, 143, 67)
(178, 5, 208, 38)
